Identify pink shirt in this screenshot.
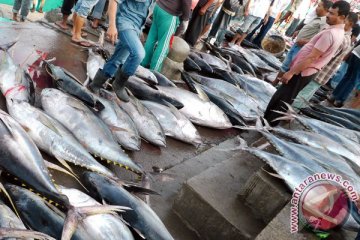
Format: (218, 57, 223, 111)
(290, 24, 345, 77)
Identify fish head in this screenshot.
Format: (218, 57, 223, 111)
(81, 171, 109, 200)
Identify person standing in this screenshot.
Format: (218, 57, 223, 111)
(71, 0, 101, 46)
(12, 0, 32, 22)
(88, 0, 152, 102)
(293, 12, 358, 110)
(184, 0, 217, 46)
(141, 0, 192, 71)
(284, 0, 311, 37)
(327, 44, 360, 107)
(230, 0, 272, 46)
(246, 0, 290, 47)
(206, 0, 242, 46)
(272, 0, 332, 86)
(55, 0, 77, 30)
(264, 0, 350, 126)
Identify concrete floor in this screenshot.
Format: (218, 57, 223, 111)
(0, 20, 243, 239)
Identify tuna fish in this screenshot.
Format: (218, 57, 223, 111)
(135, 65, 158, 84)
(44, 62, 104, 111)
(40, 88, 143, 174)
(7, 100, 114, 177)
(156, 85, 232, 129)
(0, 41, 35, 104)
(189, 52, 213, 74)
(150, 70, 176, 87)
(59, 186, 134, 240)
(141, 100, 202, 146)
(82, 171, 175, 240)
(95, 90, 141, 151)
(0, 199, 55, 240)
(117, 95, 166, 147)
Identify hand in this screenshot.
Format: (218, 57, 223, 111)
(280, 71, 294, 84)
(199, 7, 207, 15)
(244, 9, 249, 16)
(175, 20, 189, 36)
(107, 24, 118, 45)
(296, 39, 308, 47)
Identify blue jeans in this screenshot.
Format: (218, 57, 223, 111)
(103, 29, 145, 77)
(73, 0, 99, 18)
(332, 54, 360, 103)
(12, 0, 32, 18)
(280, 43, 302, 72)
(246, 16, 275, 47)
(329, 62, 349, 89)
(91, 0, 106, 19)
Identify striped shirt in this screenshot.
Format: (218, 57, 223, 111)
(314, 31, 352, 85)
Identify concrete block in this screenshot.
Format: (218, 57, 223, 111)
(173, 152, 265, 240)
(239, 167, 291, 223)
(256, 202, 359, 240)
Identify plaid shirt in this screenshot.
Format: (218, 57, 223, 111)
(314, 31, 352, 85)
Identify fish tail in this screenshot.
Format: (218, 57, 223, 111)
(0, 40, 18, 52)
(61, 205, 131, 240)
(0, 228, 56, 240)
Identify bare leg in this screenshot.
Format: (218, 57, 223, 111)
(72, 14, 85, 41)
(230, 33, 241, 44)
(235, 33, 247, 46)
(55, 14, 69, 30)
(12, 13, 18, 21)
(197, 24, 212, 42)
(91, 18, 99, 28)
(38, 0, 45, 12)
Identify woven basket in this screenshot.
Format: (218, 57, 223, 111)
(261, 35, 286, 58)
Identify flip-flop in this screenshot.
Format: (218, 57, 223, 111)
(55, 21, 69, 30)
(71, 39, 94, 47)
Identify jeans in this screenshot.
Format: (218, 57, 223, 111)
(237, 15, 262, 34)
(329, 62, 349, 89)
(12, 0, 32, 17)
(91, 0, 106, 20)
(292, 80, 321, 110)
(103, 29, 145, 77)
(331, 54, 360, 103)
(246, 16, 275, 47)
(73, 0, 99, 18)
(280, 43, 302, 72)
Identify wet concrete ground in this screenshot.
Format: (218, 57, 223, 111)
(0, 21, 241, 239)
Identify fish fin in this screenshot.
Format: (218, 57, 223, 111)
(0, 228, 56, 240)
(262, 168, 283, 180)
(83, 76, 90, 87)
(109, 125, 128, 132)
(0, 40, 18, 51)
(38, 114, 62, 136)
(66, 98, 89, 114)
(193, 84, 210, 102)
(0, 182, 21, 220)
(44, 200, 66, 218)
(122, 184, 161, 195)
(62, 205, 131, 240)
(45, 160, 87, 191)
(132, 227, 146, 239)
(163, 101, 184, 120)
(0, 114, 16, 137)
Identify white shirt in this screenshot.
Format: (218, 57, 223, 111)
(270, 0, 291, 18)
(293, 0, 311, 20)
(248, 0, 272, 18)
(304, 7, 317, 24)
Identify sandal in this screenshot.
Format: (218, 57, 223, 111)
(71, 38, 94, 47)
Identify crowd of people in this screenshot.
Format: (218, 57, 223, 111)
(11, 0, 360, 114)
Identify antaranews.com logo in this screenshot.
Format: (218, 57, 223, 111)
(290, 172, 358, 233)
